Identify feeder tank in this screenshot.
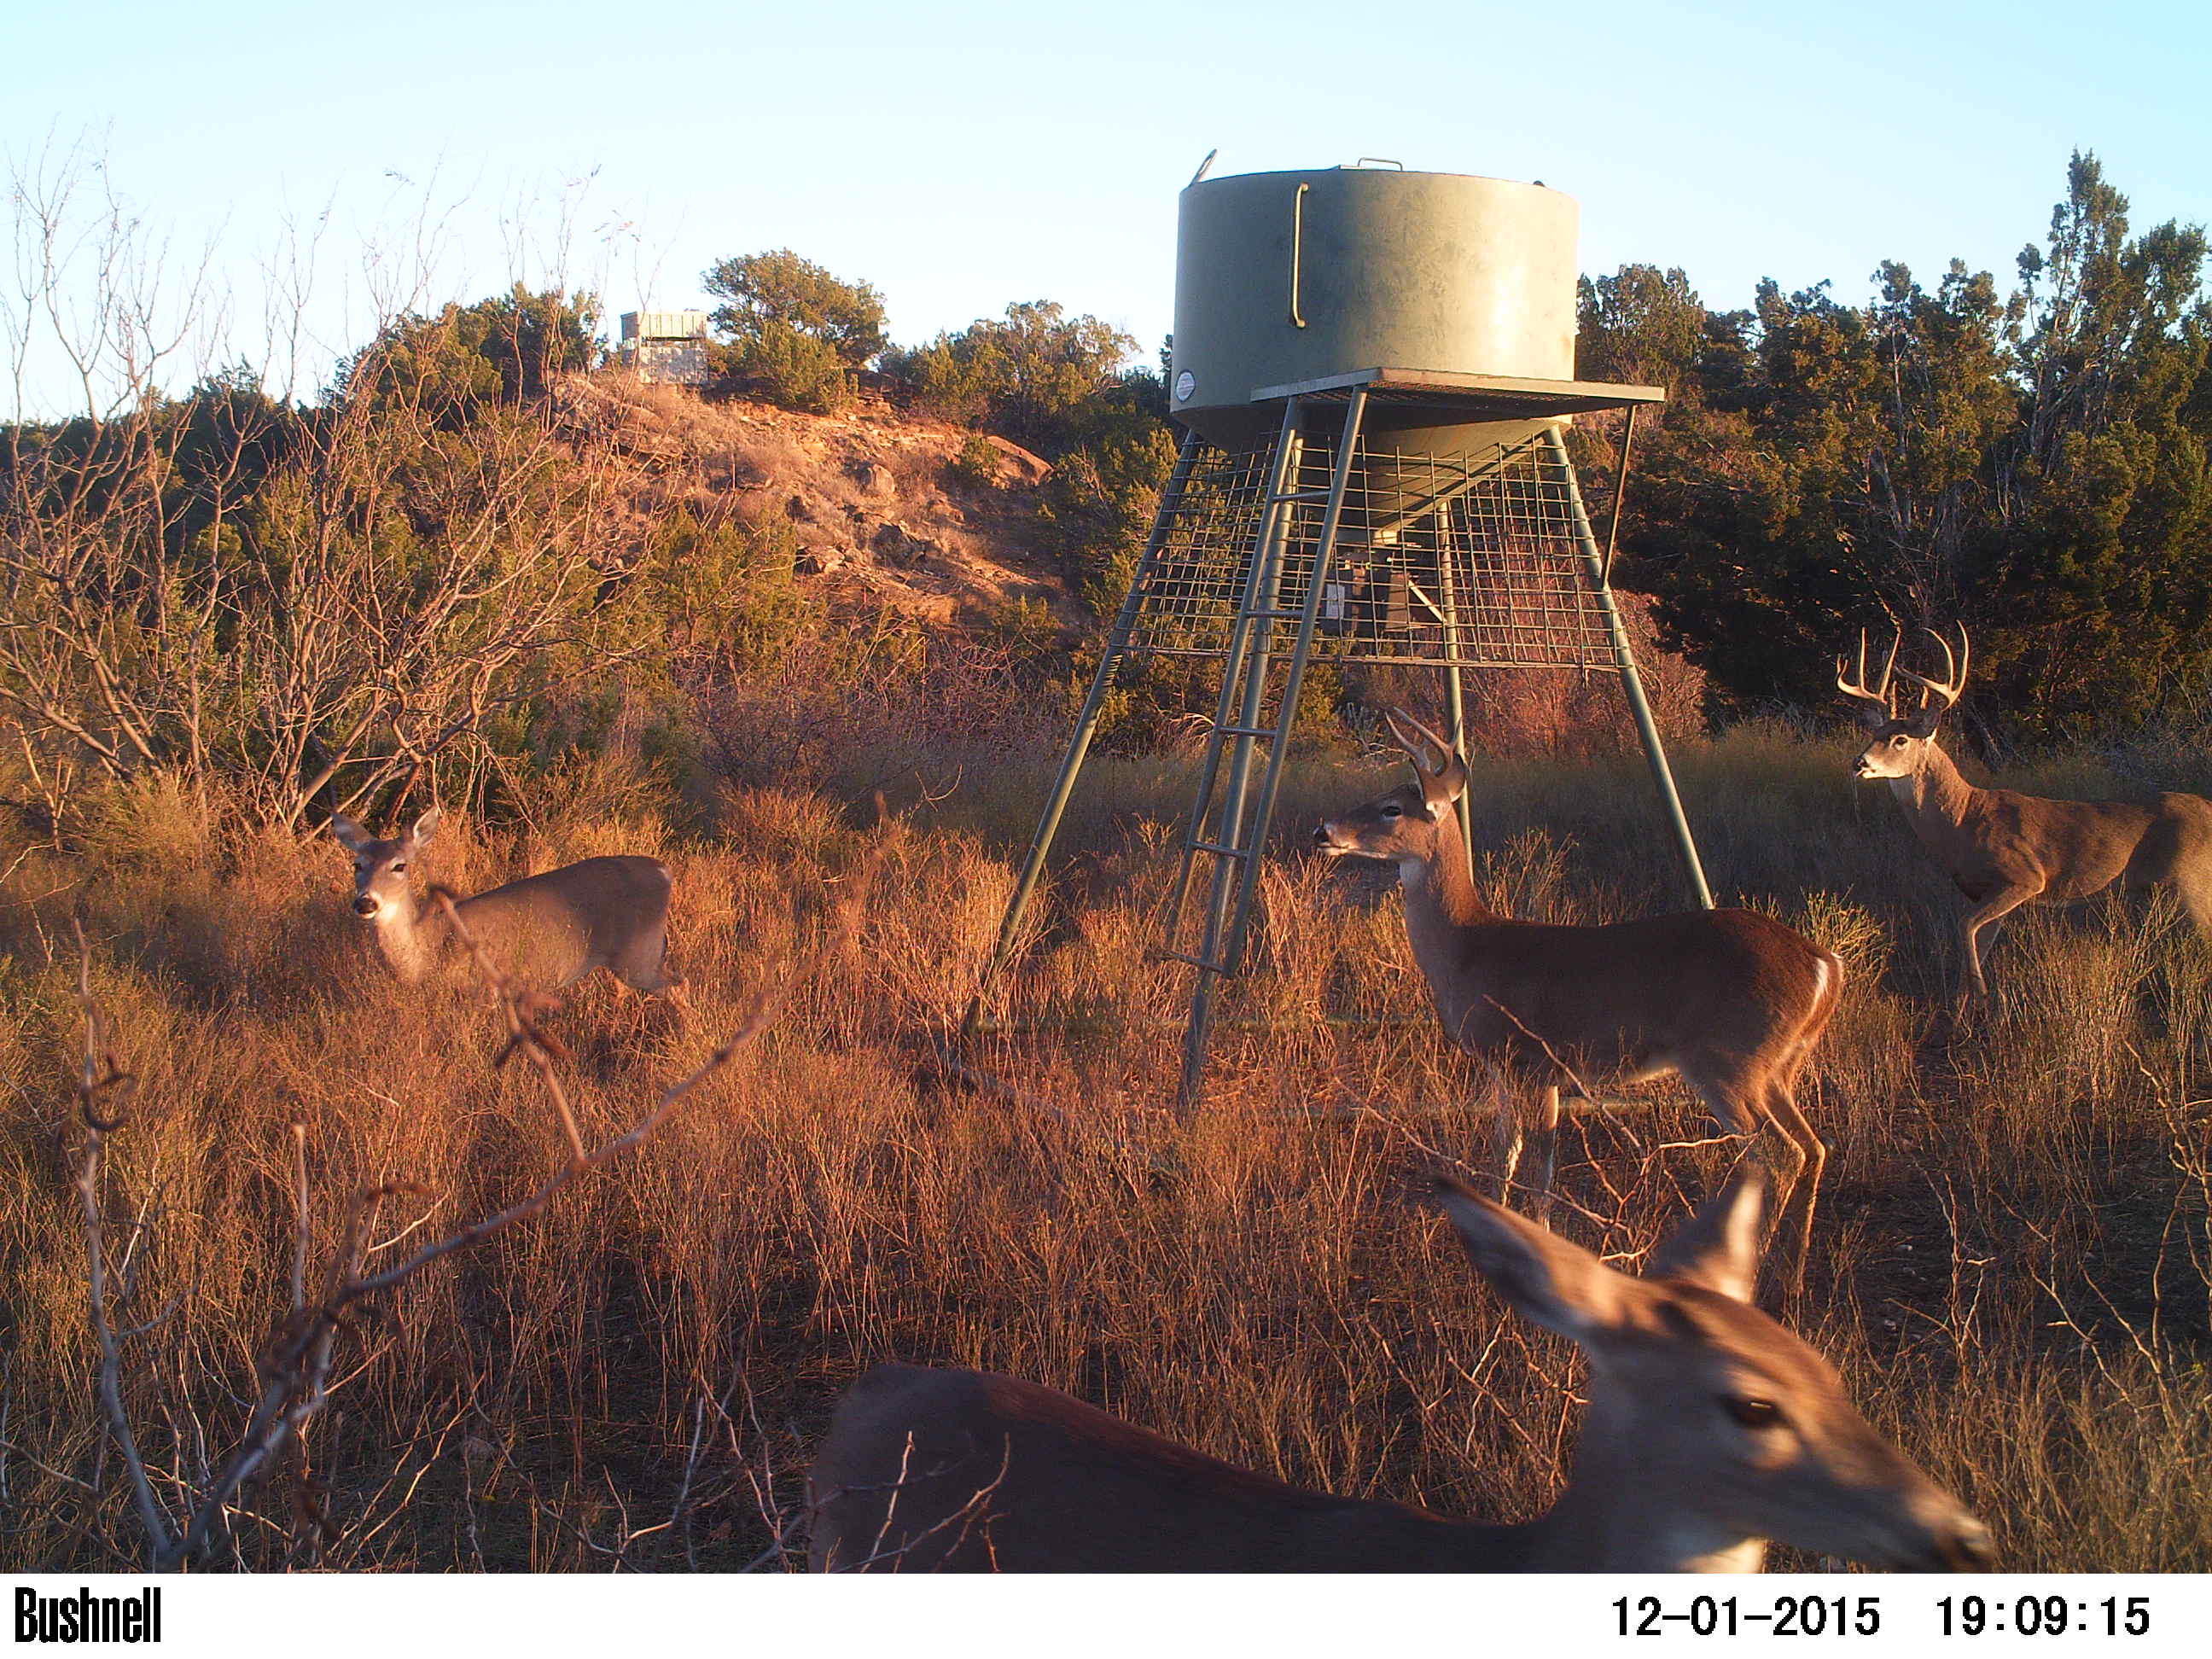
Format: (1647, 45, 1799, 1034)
(1170, 166, 1580, 450)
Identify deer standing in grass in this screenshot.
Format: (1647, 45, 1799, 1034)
(329, 806, 683, 994)
(806, 1168, 1991, 1573)
(1837, 625, 2212, 1010)
(1313, 710, 1839, 1281)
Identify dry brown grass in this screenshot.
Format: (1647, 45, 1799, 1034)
(2, 726, 2208, 1571)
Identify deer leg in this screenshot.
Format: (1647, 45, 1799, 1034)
(1491, 1075, 1525, 1207)
(1683, 1073, 1785, 1251)
(1959, 914, 1987, 1010)
(1483, 1067, 1557, 1209)
(1521, 1086, 1563, 1219)
(1959, 887, 2037, 1010)
(1482, 1064, 1563, 1214)
(1762, 1086, 1826, 1300)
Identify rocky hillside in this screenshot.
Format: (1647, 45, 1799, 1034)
(550, 375, 1070, 626)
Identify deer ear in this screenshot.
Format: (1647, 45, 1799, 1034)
(1645, 1165, 1766, 1303)
(1433, 1175, 1622, 1342)
(329, 814, 370, 853)
(407, 805, 442, 847)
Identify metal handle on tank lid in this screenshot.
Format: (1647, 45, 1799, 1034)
(1289, 184, 1308, 329)
(1343, 157, 1404, 169)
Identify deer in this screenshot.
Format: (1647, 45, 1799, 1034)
(1837, 624, 2212, 1010)
(1312, 709, 1840, 1285)
(329, 806, 683, 995)
(806, 1167, 1992, 1573)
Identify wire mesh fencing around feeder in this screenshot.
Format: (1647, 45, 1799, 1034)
(1126, 429, 1617, 675)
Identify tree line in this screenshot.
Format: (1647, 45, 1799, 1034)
(3, 150, 2203, 838)
(1575, 152, 2210, 741)
(707, 153, 2211, 742)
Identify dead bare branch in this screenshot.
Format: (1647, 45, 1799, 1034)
(70, 923, 172, 1563)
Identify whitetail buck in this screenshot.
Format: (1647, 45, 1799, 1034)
(806, 1168, 1991, 1572)
(1837, 625, 2212, 1007)
(1313, 710, 1839, 1279)
(329, 806, 682, 993)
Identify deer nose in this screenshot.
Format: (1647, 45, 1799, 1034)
(352, 895, 379, 917)
(1311, 823, 1335, 849)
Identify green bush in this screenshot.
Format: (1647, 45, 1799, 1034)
(982, 594, 1062, 661)
(701, 249, 886, 413)
(628, 509, 815, 667)
(718, 321, 853, 413)
(946, 433, 1002, 490)
(334, 286, 600, 419)
(885, 300, 1138, 454)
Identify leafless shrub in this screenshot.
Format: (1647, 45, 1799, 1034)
(63, 882, 785, 1569)
(0, 144, 643, 836)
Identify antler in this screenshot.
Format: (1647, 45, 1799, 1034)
(1382, 707, 1454, 776)
(1382, 707, 1470, 810)
(1895, 623, 1970, 715)
(1835, 629, 1902, 728)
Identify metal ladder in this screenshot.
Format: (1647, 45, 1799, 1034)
(1159, 388, 1370, 1102)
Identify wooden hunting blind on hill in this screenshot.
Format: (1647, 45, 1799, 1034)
(620, 310, 712, 386)
(963, 160, 1713, 1099)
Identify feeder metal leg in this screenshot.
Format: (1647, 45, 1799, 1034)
(1218, 388, 1371, 967)
(1600, 405, 1639, 590)
(958, 430, 1203, 1041)
(1175, 411, 1306, 1102)
(1182, 387, 1370, 1103)
(1541, 424, 1714, 911)
(1192, 427, 1304, 971)
(1435, 498, 1478, 890)
(1166, 400, 1306, 937)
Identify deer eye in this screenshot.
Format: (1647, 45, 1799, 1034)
(1722, 1395, 1782, 1429)
(1379, 803, 1403, 819)
(391, 861, 407, 873)
(1889, 735, 1907, 747)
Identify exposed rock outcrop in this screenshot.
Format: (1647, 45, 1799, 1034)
(550, 374, 1064, 626)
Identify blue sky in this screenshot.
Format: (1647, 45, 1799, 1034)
(4, 0, 2207, 410)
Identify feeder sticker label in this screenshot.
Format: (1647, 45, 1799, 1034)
(1324, 582, 1348, 620)
(1174, 371, 1195, 402)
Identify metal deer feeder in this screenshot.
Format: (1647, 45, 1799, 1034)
(963, 160, 1713, 1100)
